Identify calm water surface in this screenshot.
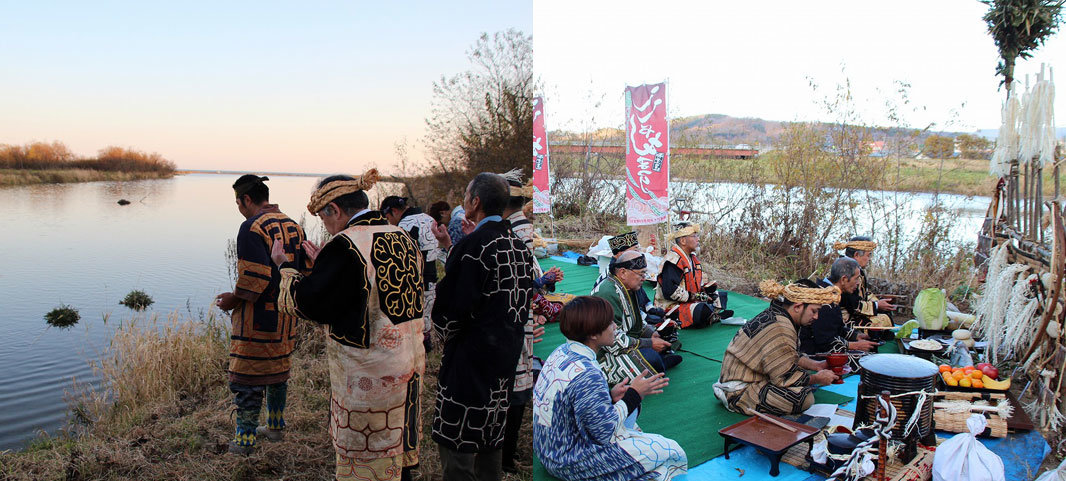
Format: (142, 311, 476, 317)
(0, 174, 339, 451)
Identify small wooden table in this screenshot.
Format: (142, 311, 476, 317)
(718, 414, 820, 476)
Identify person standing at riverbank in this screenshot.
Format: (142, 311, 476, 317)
(431, 172, 535, 481)
(382, 195, 441, 353)
(273, 170, 426, 481)
(215, 174, 311, 455)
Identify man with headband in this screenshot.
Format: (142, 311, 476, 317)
(270, 169, 426, 481)
(656, 222, 733, 329)
(715, 279, 840, 416)
(593, 250, 681, 385)
(216, 174, 311, 455)
(835, 236, 896, 336)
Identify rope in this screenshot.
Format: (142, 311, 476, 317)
(760, 279, 841, 305)
(677, 348, 722, 363)
(827, 395, 896, 481)
(858, 390, 930, 439)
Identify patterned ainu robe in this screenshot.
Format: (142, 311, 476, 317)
(507, 211, 540, 403)
(656, 244, 716, 328)
(432, 218, 534, 453)
(592, 276, 657, 386)
(397, 207, 440, 335)
(716, 304, 816, 416)
(278, 211, 425, 468)
(533, 341, 687, 481)
(229, 205, 311, 385)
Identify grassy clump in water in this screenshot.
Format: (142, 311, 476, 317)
(44, 305, 80, 328)
(119, 290, 154, 311)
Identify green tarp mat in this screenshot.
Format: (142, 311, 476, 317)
(532, 259, 854, 478)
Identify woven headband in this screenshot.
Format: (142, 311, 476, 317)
(307, 169, 380, 214)
(234, 176, 268, 198)
(509, 182, 534, 198)
(608, 231, 638, 254)
(666, 223, 700, 242)
(759, 279, 841, 305)
(833, 240, 877, 252)
(612, 254, 647, 271)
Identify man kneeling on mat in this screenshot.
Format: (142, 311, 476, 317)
(714, 279, 840, 416)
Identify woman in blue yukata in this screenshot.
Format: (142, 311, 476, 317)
(533, 296, 687, 481)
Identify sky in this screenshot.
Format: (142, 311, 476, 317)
(533, 0, 1066, 136)
(0, 1, 531, 172)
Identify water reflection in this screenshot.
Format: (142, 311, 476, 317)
(0, 174, 399, 451)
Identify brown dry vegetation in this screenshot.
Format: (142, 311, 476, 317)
(0, 141, 176, 186)
(0, 312, 532, 481)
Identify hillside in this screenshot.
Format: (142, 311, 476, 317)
(549, 113, 1058, 149)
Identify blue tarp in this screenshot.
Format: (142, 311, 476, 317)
(677, 374, 1049, 481)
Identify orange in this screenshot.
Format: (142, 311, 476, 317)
(963, 366, 974, 373)
(970, 371, 983, 380)
(945, 376, 958, 387)
(959, 377, 972, 388)
(953, 371, 965, 380)
(972, 380, 984, 389)
(939, 364, 951, 373)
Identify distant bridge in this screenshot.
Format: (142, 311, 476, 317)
(548, 143, 758, 159)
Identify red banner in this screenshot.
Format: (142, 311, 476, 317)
(624, 83, 669, 225)
(532, 96, 551, 214)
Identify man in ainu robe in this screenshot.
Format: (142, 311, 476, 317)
(216, 174, 311, 455)
(835, 237, 897, 339)
(593, 250, 681, 385)
(431, 172, 535, 481)
(656, 223, 733, 329)
(382, 195, 443, 352)
(497, 169, 562, 473)
(798, 257, 879, 357)
(715, 280, 841, 416)
(274, 169, 426, 481)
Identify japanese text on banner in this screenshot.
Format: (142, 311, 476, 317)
(624, 83, 669, 225)
(532, 96, 551, 214)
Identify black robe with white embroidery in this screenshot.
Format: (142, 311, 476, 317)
(431, 218, 535, 453)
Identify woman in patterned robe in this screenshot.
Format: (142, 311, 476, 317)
(533, 296, 686, 481)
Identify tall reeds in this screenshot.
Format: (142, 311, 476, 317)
(0, 142, 175, 174)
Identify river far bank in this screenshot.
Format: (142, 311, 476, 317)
(0, 169, 175, 187)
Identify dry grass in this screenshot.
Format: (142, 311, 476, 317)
(0, 169, 173, 186)
(0, 312, 533, 481)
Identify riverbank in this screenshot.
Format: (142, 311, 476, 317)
(0, 312, 532, 481)
(0, 169, 175, 187)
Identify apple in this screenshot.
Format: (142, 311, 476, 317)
(980, 365, 999, 380)
(976, 362, 991, 371)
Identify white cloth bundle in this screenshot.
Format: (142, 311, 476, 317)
(932, 415, 1005, 481)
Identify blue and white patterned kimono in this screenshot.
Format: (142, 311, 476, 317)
(533, 341, 687, 481)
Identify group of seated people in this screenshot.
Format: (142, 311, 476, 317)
(533, 232, 895, 481)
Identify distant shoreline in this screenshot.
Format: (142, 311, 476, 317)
(176, 169, 330, 178)
(0, 169, 174, 187)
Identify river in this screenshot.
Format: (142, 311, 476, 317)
(0, 173, 989, 451)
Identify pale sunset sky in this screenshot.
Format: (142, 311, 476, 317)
(0, 1, 532, 173)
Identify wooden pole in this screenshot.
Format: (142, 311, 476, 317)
(876, 391, 890, 481)
(1037, 163, 1043, 244)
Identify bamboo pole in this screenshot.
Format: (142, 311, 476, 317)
(1023, 200, 1065, 361)
(1037, 163, 1043, 244)
(1019, 161, 1027, 237)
